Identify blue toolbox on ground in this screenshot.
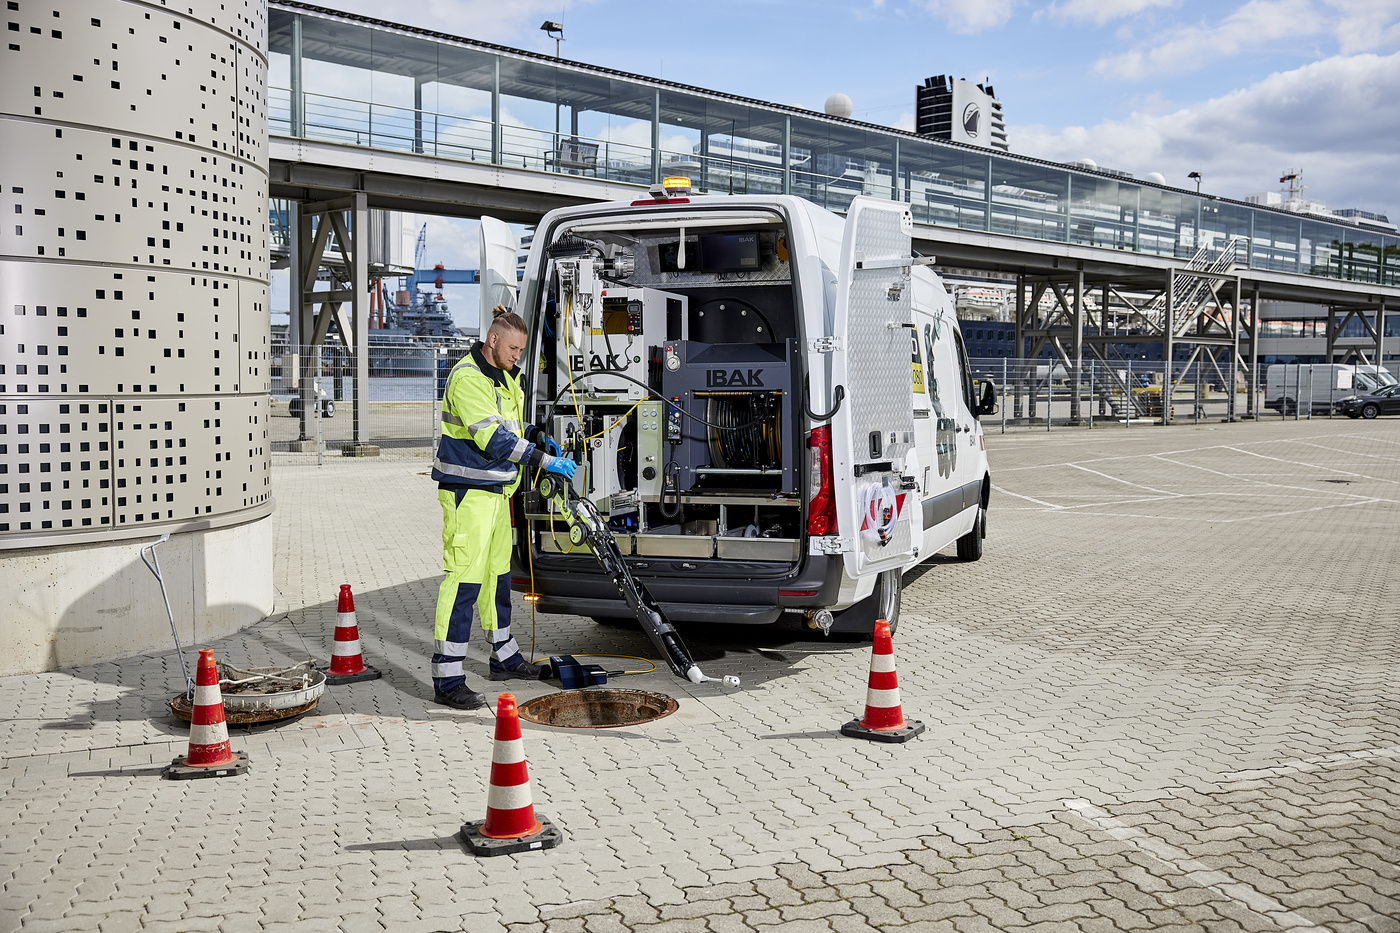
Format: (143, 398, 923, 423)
(548, 656, 609, 687)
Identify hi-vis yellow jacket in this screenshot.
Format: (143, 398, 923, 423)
(431, 345, 548, 493)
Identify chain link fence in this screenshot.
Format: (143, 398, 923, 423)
(269, 344, 1400, 463)
(270, 340, 475, 462)
(970, 358, 1400, 432)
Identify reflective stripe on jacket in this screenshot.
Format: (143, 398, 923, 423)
(432, 345, 545, 492)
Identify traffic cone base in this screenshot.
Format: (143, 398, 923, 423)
(840, 717, 926, 744)
(163, 750, 251, 780)
(460, 815, 563, 857)
(324, 584, 382, 685)
(323, 665, 382, 685)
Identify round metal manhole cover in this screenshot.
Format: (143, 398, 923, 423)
(518, 688, 678, 729)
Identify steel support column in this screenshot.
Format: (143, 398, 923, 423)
(651, 90, 661, 185)
(1376, 298, 1386, 365)
(290, 14, 304, 137)
(781, 116, 791, 196)
(1249, 286, 1260, 417)
(1069, 270, 1083, 423)
(1162, 269, 1174, 424)
(295, 195, 370, 448)
(413, 77, 423, 154)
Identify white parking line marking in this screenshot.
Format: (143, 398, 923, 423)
(1221, 745, 1400, 782)
(1062, 799, 1328, 931)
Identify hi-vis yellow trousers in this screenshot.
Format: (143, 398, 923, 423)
(431, 488, 520, 691)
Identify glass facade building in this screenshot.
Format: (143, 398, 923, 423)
(267, 2, 1399, 287)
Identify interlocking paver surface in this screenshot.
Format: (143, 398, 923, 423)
(3, 419, 1398, 932)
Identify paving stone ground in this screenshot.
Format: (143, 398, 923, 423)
(2, 418, 1398, 932)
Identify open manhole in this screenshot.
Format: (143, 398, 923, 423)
(518, 688, 677, 729)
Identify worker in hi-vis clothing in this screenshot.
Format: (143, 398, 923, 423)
(430, 306, 577, 709)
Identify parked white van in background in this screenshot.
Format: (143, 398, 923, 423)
(1265, 364, 1398, 415)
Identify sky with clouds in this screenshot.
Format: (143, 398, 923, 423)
(275, 0, 1400, 327)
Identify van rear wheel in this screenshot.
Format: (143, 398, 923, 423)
(825, 568, 901, 638)
(873, 568, 901, 637)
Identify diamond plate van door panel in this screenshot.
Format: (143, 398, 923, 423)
(845, 206, 915, 469)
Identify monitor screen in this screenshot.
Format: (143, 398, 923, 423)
(699, 233, 760, 272)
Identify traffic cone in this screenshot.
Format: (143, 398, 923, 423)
(324, 584, 381, 685)
(460, 693, 563, 857)
(163, 648, 250, 780)
(841, 619, 925, 744)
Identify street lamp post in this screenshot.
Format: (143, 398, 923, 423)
(540, 20, 563, 58)
(1188, 171, 1202, 193)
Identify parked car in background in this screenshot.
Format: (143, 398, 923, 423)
(1338, 383, 1400, 419)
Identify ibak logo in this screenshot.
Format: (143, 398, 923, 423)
(571, 353, 627, 372)
(962, 102, 980, 139)
(706, 369, 764, 387)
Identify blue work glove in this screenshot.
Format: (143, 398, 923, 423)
(543, 436, 563, 457)
(541, 454, 576, 480)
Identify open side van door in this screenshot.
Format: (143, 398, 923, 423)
(829, 197, 918, 576)
(478, 216, 519, 321)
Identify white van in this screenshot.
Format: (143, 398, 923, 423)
(497, 186, 994, 634)
(1265, 363, 1398, 415)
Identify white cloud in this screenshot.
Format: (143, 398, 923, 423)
(1327, 0, 1400, 52)
(914, 0, 1021, 32)
(1094, 0, 1400, 80)
(893, 111, 917, 132)
(1014, 51, 1400, 214)
(1039, 0, 1177, 25)
(1096, 0, 1324, 79)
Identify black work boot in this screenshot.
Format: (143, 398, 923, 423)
(489, 657, 545, 681)
(433, 684, 486, 709)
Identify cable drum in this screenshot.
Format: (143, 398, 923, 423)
(705, 393, 782, 469)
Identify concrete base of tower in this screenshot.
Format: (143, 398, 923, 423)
(0, 514, 276, 676)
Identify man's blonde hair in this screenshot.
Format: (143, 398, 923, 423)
(487, 303, 527, 337)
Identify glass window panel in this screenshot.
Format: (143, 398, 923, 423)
(1384, 235, 1400, 287)
(574, 80, 654, 185)
(1301, 220, 1342, 279)
(1249, 211, 1300, 273)
(295, 16, 377, 147)
(1138, 187, 1198, 258)
(1069, 175, 1138, 250)
(267, 9, 293, 133)
(990, 158, 1068, 241)
(498, 57, 568, 171)
(672, 98, 785, 196)
(1341, 228, 1384, 284)
(420, 44, 496, 163)
(899, 138, 987, 231)
(787, 117, 894, 211)
(1198, 200, 1250, 257)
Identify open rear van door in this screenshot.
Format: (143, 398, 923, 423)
(478, 216, 519, 321)
(829, 197, 919, 576)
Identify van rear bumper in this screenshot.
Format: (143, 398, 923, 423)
(516, 553, 845, 626)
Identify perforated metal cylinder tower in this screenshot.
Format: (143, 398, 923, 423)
(0, 0, 274, 674)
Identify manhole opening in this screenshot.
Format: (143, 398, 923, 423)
(518, 688, 677, 729)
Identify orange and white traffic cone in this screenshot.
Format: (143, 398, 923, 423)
(163, 648, 250, 779)
(460, 693, 563, 857)
(841, 619, 925, 744)
(324, 584, 381, 685)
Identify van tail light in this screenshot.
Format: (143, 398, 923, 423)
(806, 426, 837, 535)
